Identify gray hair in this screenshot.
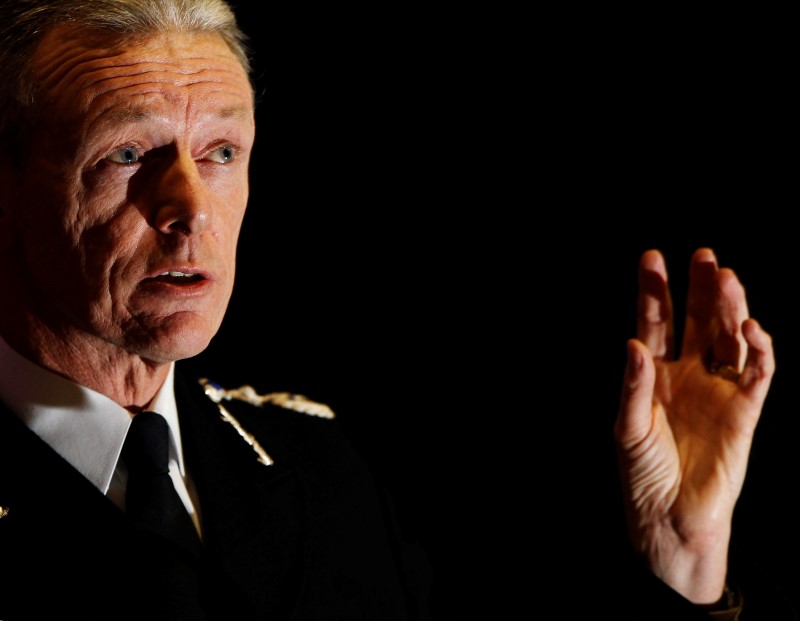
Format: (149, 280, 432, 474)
(0, 0, 252, 145)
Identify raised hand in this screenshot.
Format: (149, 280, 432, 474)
(615, 248, 775, 603)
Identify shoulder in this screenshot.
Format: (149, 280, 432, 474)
(173, 366, 338, 426)
(196, 377, 342, 466)
(174, 371, 364, 471)
(198, 377, 336, 420)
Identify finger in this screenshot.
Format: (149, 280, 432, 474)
(682, 248, 719, 358)
(738, 318, 776, 406)
(712, 268, 749, 370)
(615, 338, 657, 448)
(637, 250, 674, 360)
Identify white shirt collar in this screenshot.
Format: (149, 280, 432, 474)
(0, 336, 184, 494)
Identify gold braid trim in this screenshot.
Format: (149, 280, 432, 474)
(198, 378, 337, 467)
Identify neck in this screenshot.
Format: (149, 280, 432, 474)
(0, 319, 172, 411)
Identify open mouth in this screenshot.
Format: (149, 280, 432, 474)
(149, 271, 205, 284)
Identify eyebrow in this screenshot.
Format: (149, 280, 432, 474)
(102, 108, 151, 125)
(100, 104, 252, 126)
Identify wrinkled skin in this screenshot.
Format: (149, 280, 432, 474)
(615, 248, 775, 604)
(0, 25, 255, 408)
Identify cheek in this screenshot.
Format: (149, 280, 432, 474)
(20, 194, 133, 310)
(212, 177, 248, 248)
(18, 162, 90, 253)
(16, 205, 82, 278)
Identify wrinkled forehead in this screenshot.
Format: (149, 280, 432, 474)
(36, 27, 252, 123)
(28, 22, 252, 101)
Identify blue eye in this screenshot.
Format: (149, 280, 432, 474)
(107, 146, 140, 164)
(207, 145, 236, 163)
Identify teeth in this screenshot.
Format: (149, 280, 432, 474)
(159, 271, 192, 277)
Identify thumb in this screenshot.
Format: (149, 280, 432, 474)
(615, 338, 656, 449)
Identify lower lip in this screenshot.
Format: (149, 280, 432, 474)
(141, 277, 212, 296)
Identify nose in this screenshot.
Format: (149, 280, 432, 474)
(151, 151, 212, 237)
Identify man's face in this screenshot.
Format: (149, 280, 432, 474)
(4, 26, 255, 363)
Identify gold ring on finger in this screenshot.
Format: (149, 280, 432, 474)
(709, 361, 742, 383)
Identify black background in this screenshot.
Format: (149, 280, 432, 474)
(184, 4, 796, 617)
(182, 4, 475, 617)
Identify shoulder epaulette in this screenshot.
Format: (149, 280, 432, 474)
(198, 378, 335, 419)
(197, 378, 336, 468)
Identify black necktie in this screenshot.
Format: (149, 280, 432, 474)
(122, 411, 202, 556)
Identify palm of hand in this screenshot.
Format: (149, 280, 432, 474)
(615, 248, 774, 602)
(641, 355, 755, 544)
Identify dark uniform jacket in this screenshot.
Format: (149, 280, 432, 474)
(0, 366, 431, 620)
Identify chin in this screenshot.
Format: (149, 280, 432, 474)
(127, 314, 221, 363)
